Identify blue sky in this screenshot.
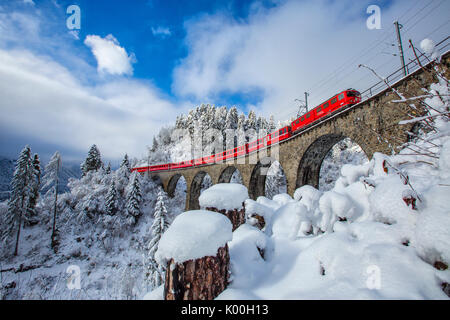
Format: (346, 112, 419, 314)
(0, 0, 449, 165)
(64, 0, 281, 105)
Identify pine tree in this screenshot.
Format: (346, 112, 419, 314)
(269, 115, 276, 132)
(121, 154, 130, 171)
(42, 152, 62, 251)
(225, 106, 238, 130)
(105, 180, 117, 216)
(146, 188, 171, 287)
(125, 173, 142, 225)
(246, 110, 257, 130)
(3, 146, 33, 256)
(81, 144, 102, 176)
(25, 153, 41, 226)
(150, 137, 158, 152)
(105, 162, 111, 175)
(115, 154, 131, 197)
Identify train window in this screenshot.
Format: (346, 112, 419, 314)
(301, 116, 305, 121)
(347, 91, 359, 97)
(317, 106, 322, 112)
(323, 102, 329, 109)
(331, 98, 337, 104)
(338, 93, 344, 100)
(306, 113, 310, 119)
(296, 120, 300, 124)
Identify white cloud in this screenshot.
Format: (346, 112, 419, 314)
(151, 26, 172, 38)
(23, 0, 35, 6)
(0, 48, 186, 160)
(173, 0, 450, 120)
(84, 34, 135, 76)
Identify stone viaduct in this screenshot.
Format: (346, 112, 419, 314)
(148, 52, 450, 211)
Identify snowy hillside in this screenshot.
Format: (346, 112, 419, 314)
(0, 166, 183, 299)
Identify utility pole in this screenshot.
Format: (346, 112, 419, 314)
(394, 21, 407, 76)
(304, 92, 309, 110)
(295, 92, 309, 118)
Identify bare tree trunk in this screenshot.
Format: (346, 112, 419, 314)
(13, 213, 22, 256)
(51, 160, 60, 252)
(164, 245, 230, 300)
(14, 192, 26, 256)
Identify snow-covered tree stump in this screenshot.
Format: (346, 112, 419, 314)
(199, 184, 249, 231)
(164, 245, 230, 300)
(155, 210, 233, 300)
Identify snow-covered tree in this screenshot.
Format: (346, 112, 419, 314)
(246, 110, 257, 130)
(42, 152, 62, 251)
(121, 154, 130, 171)
(105, 162, 111, 175)
(105, 180, 118, 216)
(146, 188, 171, 287)
(2, 145, 33, 256)
(115, 157, 131, 198)
(125, 173, 142, 225)
(25, 153, 41, 226)
(150, 136, 158, 152)
(269, 115, 276, 132)
(81, 144, 102, 176)
(225, 106, 239, 130)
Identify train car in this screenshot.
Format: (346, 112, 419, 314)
(247, 135, 268, 153)
(138, 163, 170, 172)
(194, 157, 204, 166)
(171, 160, 193, 170)
(291, 109, 317, 133)
(203, 154, 215, 164)
(267, 126, 292, 146)
(236, 145, 246, 158)
(131, 166, 149, 173)
(222, 147, 237, 161)
(291, 89, 361, 134)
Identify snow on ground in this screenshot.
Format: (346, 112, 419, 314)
(319, 138, 369, 191)
(216, 148, 450, 299)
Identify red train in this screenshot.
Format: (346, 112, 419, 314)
(132, 89, 361, 174)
